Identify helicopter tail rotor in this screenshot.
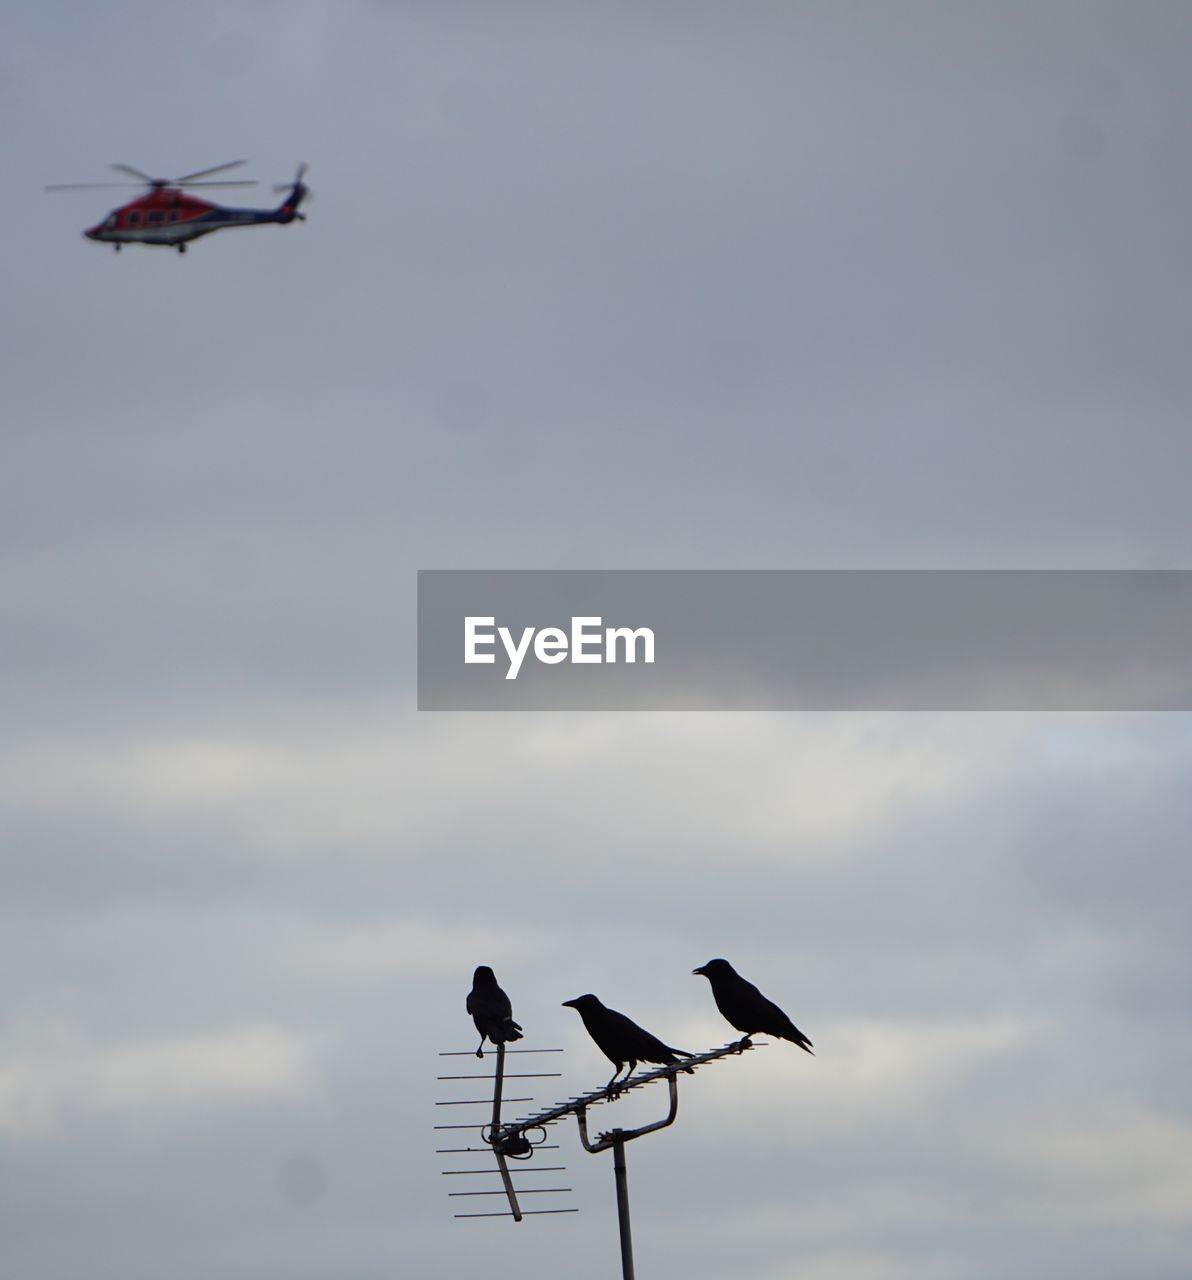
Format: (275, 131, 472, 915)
(272, 163, 310, 221)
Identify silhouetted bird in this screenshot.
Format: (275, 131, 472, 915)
(562, 993, 692, 1094)
(693, 958, 814, 1054)
(467, 965, 523, 1059)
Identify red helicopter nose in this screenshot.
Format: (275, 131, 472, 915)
(84, 224, 102, 240)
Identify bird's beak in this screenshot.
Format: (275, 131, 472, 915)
(692, 966, 706, 976)
(561, 998, 577, 1008)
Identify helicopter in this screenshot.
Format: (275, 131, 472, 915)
(46, 161, 309, 253)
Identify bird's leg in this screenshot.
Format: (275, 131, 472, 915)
(734, 1035, 753, 1052)
(475, 1036, 487, 1060)
(606, 1065, 630, 1099)
(613, 1060, 638, 1098)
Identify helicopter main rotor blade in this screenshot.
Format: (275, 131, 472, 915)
(174, 160, 249, 183)
(47, 178, 258, 192)
(111, 163, 156, 183)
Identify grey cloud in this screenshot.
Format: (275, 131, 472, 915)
(4, 3, 1192, 1278)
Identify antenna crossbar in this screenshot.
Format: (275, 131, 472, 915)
(437, 1073, 564, 1081)
(438, 1048, 564, 1056)
(454, 1208, 579, 1219)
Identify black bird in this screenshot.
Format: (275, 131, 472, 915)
(562, 993, 692, 1094)
(693, 958, 814, 1054)
(467, 965, 523, 1059)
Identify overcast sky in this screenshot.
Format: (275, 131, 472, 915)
(3, 3, 1191, 1278)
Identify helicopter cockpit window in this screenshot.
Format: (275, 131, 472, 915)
(104, 214, 118, 228)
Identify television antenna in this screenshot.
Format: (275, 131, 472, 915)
(437, 1036, 761, 1278)
(435, 1042, 576, 1220)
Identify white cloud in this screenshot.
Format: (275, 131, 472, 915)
(1015, 1108, 1192, 1228)
(0, 1021, 318, 1143)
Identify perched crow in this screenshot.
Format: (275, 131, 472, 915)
(693, 958, 814, 1054)
(562, 993, 692, 1094)
(467, 965, 523, 1059)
